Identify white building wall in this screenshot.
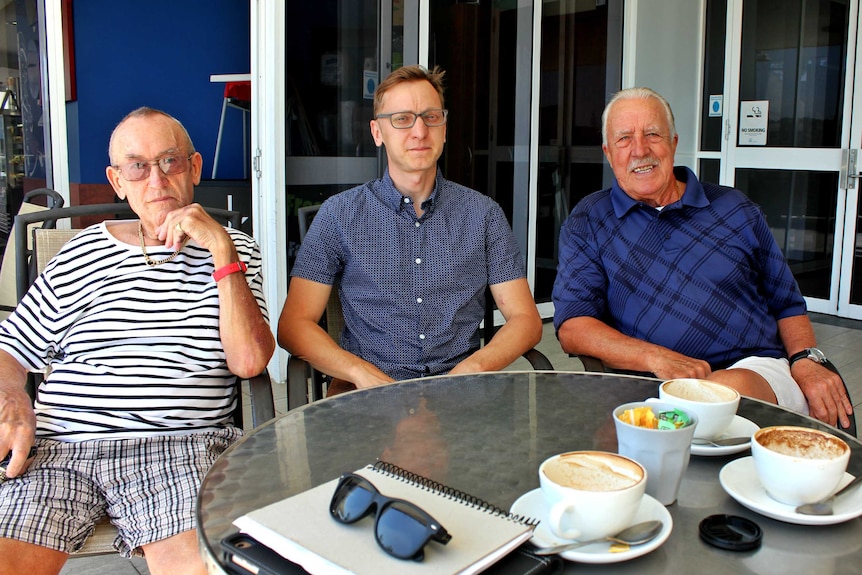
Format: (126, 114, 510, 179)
(625, 0, 705, 172)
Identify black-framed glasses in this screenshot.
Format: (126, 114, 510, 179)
(375, 109, 448, 129)
(113, 153, 194, 181)
(330, 473, 451, 561)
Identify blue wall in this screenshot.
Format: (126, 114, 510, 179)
(69, 0, 250, 184)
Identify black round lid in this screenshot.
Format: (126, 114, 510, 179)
(699, 514, 763, 551)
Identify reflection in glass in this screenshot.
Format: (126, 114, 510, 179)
(0, 0, 45, 247)
(284, 1, 378, 158)
(738, 0, 849, 148)
(736, 168, 837, 300)
(533, 1, 621, 302)
(851, 201, 862, 305)
(700, 0, 727, 153)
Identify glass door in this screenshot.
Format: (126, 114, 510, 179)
(838, 6, 862, 319)
(283, 0, 386, 270)
(722, 0, 860, 317)
(427, 0, 623, 319)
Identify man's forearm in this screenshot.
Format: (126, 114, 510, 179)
(282, 320, 393, 387)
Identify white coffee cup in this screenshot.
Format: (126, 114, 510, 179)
(539, 451, 646, 541)
(659, 379, 739, 440)
(752, 426, 850, 505)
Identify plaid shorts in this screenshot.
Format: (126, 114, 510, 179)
(0, 426, 241, 557)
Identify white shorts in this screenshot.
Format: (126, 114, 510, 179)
(727, 356, 809, 415)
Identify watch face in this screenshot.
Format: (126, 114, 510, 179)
(808, 348, 827, 363)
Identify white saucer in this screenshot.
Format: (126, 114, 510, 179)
(691, 415, 760, 456)
(509, 489, 672, 563)
(719, 456, 862, 525)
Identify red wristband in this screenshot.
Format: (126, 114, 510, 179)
(213, 261, 248, 282)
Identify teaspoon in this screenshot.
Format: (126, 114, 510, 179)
(795, 474, 862, 516)
(691, 436, 750, 447)
(533, 520, 663, 555)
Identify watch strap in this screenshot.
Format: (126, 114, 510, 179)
(789, 348, 824, 368)
(213, 261, 248, 282)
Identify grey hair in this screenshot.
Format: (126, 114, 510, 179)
(601, 87, 677, 147)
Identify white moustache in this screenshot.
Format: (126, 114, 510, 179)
(628, 159, 659, 172)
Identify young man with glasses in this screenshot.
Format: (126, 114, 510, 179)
(0, 107, 274, 574)
(279, 65, 541, 392)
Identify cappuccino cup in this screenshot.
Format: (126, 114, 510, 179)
(539, 451, 646, 541)
(659, 379, 739, 440)
(752, 426, 849, 505)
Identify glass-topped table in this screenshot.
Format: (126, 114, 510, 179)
(197, 371, 862, 574)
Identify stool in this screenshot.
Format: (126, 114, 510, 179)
(212, 81, 251, 179)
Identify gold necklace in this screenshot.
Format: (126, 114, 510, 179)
(138, 221, 187, 267)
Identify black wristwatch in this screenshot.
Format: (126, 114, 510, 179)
(789, 347, 828, 368)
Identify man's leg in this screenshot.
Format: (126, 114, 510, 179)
(0, 539, 67, 575)
(141, 530, 206, 575)
(709, 368, 777, 403)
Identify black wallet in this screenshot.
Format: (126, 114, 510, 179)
(221, 533, 311, 575)
(484, 545, 564, 575)
(220, 533, 563, 575)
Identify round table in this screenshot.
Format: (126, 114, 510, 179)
(197, 371, 862, 574)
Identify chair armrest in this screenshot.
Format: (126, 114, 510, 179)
(246, 370, 275, 427)
(523, 348, 554, 370)
(576, 354, 605, 372)
(823, 359, 857, 438)
(287, 355, 311, 411)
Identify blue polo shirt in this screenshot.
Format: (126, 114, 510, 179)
(552, 166, 806, 368)
(292, 168, 525, 380)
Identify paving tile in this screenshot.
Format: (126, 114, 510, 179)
(60, 555, 148, 575)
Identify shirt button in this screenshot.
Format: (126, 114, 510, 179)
(415, 258, 422, 264)
(417, 297, 422, 303)
(415, 222, 420, 227)
(403, 198, 411, 204)
(419, 334, 426, 340)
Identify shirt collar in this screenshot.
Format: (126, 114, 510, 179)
(610, 166, 708, 218)
(379, 168, 441, 215)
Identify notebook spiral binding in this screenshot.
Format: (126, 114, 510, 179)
(372, 460, 539, 526)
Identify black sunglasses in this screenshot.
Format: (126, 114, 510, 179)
(329, 473, 451, 561)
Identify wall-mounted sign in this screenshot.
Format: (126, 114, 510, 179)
(709, 95, 722, 117)
(739, 100, 768, 146)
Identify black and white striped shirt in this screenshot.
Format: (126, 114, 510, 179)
(0, 220, 268, 441)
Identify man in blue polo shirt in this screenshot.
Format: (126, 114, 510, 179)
(278, 65, 542, 392)
(552, 87, 852, 430)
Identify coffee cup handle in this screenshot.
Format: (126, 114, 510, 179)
(548, 501, 582, 540)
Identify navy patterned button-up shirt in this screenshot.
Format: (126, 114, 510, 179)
(552, 166, 806, 368)
(292, 169, 525, 380)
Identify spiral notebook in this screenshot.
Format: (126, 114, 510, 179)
(233, 461, 536, 575)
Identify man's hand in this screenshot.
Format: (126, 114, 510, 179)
(792, 360, 853, 429)
(646, 349, 712, 380)
(0, 384, 36, 479)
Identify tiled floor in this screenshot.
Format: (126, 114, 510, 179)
(58, 312, 862, 574)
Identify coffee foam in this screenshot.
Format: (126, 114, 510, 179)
(757, 427, 848, 460)
(543, 452, 642, 492)
(663, 379, 738, 403)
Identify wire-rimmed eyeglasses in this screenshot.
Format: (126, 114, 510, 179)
(113, 153, 194, 182)
(375, 109, 448, 129)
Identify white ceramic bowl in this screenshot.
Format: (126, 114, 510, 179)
(659, 379, 739, 440)
(751, 426, 849, 506)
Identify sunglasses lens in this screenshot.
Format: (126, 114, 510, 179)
(376, 501, 432, 560)
(331, 476, 376, 523)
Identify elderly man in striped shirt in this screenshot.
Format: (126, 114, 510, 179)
(0, 107, 274, 575)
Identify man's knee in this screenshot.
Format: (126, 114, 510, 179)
(141, 529, 207, 575)
(0, 538, 68, 575)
